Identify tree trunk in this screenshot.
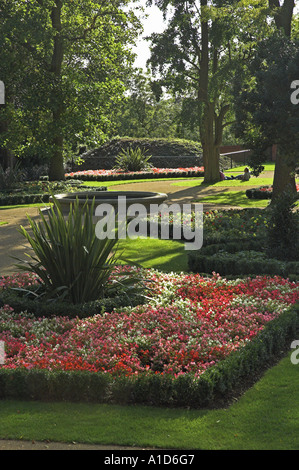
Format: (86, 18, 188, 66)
(271, 150, 297, 201)
(0, 103, 15, 170)
(49, 134, 65, 181)
(269, 0, 296, 202)
(201, 102, 220, 183)
(48, 0, 65, 181)
(198, 1, 220, 184)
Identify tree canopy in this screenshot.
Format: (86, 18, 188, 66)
(0, 0, 141, 180)
(146, 0, 273, 183)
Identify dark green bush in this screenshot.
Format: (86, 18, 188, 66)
(266, 190, 299, 261)
(188, 250, 299, 277)
(0, 287, 146, 318)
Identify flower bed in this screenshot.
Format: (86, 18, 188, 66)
(0, 269, 298, 406)
(65, 166, 205, 181)
(1, 270, 298, 377)
(246, 184, 299, 200)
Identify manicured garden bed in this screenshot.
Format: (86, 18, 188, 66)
(65, 166, 205, 181)
(0, 269, 298, 407)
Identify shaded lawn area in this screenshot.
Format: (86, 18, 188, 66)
(116, 237, 188, 272)
(194, 191, 270, 208)
(0, 353, 298, 450)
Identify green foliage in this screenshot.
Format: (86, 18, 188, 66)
(114, 146, 153, 172)
(233, 33, 299, 172)
(0, 0, 141, 179)
(114, 72, 186, 139)
(0, 163, 24, 190)
(266, 190, 299, 261)
(14, 194, 129, 304)
(188, 249, 299, 278)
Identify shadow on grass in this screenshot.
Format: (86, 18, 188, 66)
(116, 237, 189, 272)
(195, 191, 270, 208)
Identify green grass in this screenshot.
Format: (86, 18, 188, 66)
(82, 177, 198, 189)
(116, 236, 188, 272)
(0, 203, 47, 210)
(195, 191, 270, 208)
(171, 177, 274, 188)
(0, 352, 298, 449)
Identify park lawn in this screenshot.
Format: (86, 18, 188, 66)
(226, 163, 275, 172)
(82, 177, 199, 189)
(170, 177, 274, 188)
(116, 236, 188, 272)
(82, 176, 275, 189)
(0, 203, 47, 210)
(0, 352, 298, 450)
(194, 190, 270, 208)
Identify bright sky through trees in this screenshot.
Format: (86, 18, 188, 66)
(133, 3, 166, 70)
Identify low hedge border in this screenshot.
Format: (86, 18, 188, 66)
(188, 250, 299, 278)
(0, 289, 146, 319)
(0, 186, 107, 207)
(0, 305, 297, 407)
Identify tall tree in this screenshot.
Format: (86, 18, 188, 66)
(0, 0, 141, 180)
(233, 0, 297, 201)
(147, 0, 270, 183)
(268, 0, 297, 200)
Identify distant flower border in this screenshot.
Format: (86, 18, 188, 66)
(65, 166, 205, 181)
(246, 184, 299, 200)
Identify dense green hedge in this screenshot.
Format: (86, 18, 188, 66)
(0, 289, 145, 319)
(188, 249, 299, 278)
(0, 305, 297, 407)
(0, 186, 107, 206)
(0, 193, 50, 206)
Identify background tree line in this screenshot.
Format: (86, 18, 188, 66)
(0, 0, 298, 200)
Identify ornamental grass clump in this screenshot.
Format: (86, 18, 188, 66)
(114, 146, 153, 172)
(15, 194, 130, 304)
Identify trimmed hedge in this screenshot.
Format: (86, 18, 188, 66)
(0, 289, 146, 319)
(0, 305, 297, 407)
(0, 186, 107, 206)
(188, 249, 299, 278)
(187, 237, 299, 278)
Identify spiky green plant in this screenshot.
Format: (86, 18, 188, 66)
(15, 194, 134, 304)
(114, 146, 152, 172)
